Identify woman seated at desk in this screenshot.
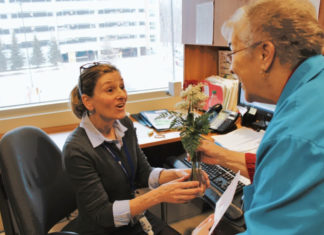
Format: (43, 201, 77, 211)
(63, 62, 209, 235)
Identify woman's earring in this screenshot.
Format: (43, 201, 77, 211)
(88, 109, 96, 115)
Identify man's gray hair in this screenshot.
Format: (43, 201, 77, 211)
(222, 0, 324, 68)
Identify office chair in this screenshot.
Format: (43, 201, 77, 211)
(0, 126, 79, 235)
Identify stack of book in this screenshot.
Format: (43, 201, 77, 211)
(203, 75, 239, 111)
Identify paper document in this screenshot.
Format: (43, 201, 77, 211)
(209, 171, 240, 235)
(212, 127, 265, 153)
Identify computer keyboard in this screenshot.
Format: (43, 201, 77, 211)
(169, 155, 246, 228)
(178, 157, 245, 195)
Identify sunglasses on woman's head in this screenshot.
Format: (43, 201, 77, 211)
(79, 61, 112, 74)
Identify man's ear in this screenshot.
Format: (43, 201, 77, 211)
(261, 41, 276, 73)
(81, 94, 93, 112)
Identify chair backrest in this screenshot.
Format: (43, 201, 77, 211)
(0, 126, 76, 235)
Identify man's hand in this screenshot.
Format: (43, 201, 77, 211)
(192, 214, 215, 235)
(197, 139, 226, 165)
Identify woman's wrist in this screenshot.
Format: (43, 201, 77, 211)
(130, 189, 161, 217)
(158, 169, 178, 185)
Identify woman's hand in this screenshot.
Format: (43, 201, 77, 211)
(180, 168, 210, 194)
(130, 172, 206, 216)
(192, 214, 215, 235)
(173, 168, 191, 178)
(155, 177, 203, 204)
(159, 168, 194, 184)
(161, 168, 210, 193)
(130, 176, 202, 216)
(199, 169, 211, 192)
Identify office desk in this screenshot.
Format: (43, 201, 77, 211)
(132, 121, 181, 148)
(49, 118, 182, 151)
(131, 116, 236, 167)
(49, 116, 243, 169)
(49, 117, 243, 171)
(132, 113, 237, 148)
(132, 122, 183, 167)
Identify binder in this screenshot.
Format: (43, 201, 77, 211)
(131, 109, 174, 131)
(130, 113, 153, 128)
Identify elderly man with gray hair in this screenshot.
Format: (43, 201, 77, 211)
(193, 0, 324, 234)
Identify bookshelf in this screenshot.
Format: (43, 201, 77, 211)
(182, 0, 323, 84)
(184, 45, 219, 82)
(182, 0, 248, 84)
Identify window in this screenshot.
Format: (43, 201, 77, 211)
(0, 29, 9, 35)
(0, 0, 183, 133)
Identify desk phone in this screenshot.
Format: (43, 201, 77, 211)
(209, 109, 239, 134)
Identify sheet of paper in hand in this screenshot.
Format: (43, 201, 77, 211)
(209, 171, 240, 235)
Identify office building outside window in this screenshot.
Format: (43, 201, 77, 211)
(0, 0, 183, 109)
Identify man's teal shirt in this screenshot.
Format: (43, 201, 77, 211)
(242, 55, 324, 234)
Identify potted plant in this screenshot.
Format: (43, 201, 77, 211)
(163, 83, 212, 189)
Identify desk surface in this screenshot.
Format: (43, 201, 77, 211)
(49, 119, 182, 150)
(49, 116, 241, 150)
(132, 121, 181, 148)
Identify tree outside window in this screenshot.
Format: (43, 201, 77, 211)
(30, 35, 45, 68)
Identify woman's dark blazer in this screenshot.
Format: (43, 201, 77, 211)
(63, 116, 154, 235)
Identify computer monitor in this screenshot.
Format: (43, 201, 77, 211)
(238, 85, 276, 114)
(238, 83, 276, 129)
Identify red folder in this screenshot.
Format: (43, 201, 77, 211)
(202, 80, 224, 111)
